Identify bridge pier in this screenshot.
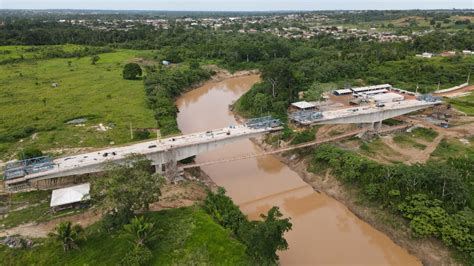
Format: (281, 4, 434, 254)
(374, 121, 383, 131)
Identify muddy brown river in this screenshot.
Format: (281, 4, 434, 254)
(176, 75, 421, 265)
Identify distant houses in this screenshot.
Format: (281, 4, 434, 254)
(416, 49, 472, 59)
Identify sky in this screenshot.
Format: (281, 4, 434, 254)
(0, 0, 472, 11)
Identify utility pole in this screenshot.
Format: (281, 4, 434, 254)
(467, 71, 471, 84)
(129, 122, 133, 140)
(437, 80, 440, 91)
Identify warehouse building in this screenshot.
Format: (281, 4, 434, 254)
(351, 84, 392, 94)
(334, 84, 392, 96)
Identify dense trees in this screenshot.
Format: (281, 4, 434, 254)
(311, 144, 474, 261)
(123, 63, 142, 80)
(1, 19, 471, 120)
(261, 58, 295, 98)
(90, 155, 164, 230)
(204, 188, 292, 264)
(144, 63, 210, 135)
(239, 207, 293, 264)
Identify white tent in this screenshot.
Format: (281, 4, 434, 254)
(50, 183, 90, 207)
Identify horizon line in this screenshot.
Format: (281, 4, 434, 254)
(1, 8, 473, 12)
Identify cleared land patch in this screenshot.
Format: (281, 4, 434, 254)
(0, 46, 156, 159)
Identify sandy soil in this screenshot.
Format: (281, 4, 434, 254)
(434, 84, 474, 98)
(0, 210, 102, 239)
(379, 133, 444, 164)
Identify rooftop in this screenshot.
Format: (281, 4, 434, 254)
(50, 183, 90, 207)
(351, 84, 392, 93)
(291, 101, 316, 109)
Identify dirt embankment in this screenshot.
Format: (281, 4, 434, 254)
(251, 135, 455, 265)
(207, 66, 259, 82)
(0, 176, 213, 239)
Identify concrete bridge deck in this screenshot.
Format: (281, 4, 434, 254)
(295, 100, 441, 126)
(181, 123, 411, 169)
(5, 125, 281, 189)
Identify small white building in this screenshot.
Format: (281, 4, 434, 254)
(50, 183, 90, 210)
(370, 93, 404, 103)
(422, 52, 433, 58)
(462, 50, 472, 55)
(291, 101, 317, 110)
(334, 88, 353, 95)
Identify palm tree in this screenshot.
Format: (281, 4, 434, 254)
(49, 221, 84, 252)
(123, 216, 156, 247)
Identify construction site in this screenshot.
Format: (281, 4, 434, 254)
(1, 82, 473, 194)
(285, 83, 474, 164)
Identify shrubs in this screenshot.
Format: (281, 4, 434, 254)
(121, 216, 156, 266)
(312, 144, 474, 261)
(18, 147, 43, 160)
(398, 194, 474, 257)
(144, 65, 211, 136)
(133, 130, 150, 140)
(48, 221, 84, 252)
(411, 127, 438, 141)
(120, 245, 153, 266)
(203, 188, 292, 264)
(290, 128, 316, 145)
(123, 63, 142, 80)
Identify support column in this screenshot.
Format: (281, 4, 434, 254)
(369, 122, 375, 131)
(374, 121, 382, 132)
(163, 149, 178, 182)
(154, 164, 163, 174)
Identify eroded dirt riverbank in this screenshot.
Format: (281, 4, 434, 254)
(254, 136, 454, 265)
(176, 74, 421, 265)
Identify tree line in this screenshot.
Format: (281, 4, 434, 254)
(311, 144, 473, 262)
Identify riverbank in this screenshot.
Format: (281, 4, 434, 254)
(185, 66, 259, 93)
(182, 75, 420, 265)
(251, 133, 455, 265)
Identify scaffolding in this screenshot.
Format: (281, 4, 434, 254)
(417, 94, 442, 102)
(4, 156, 55, 180)
(289, 110, 324, 124)
(246, 116, 281, 129)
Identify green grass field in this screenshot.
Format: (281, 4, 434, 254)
(449, 93, 474, 116)
(430, 137, 474, 161)
(392, 127, 438, 150)
(0, 46, 157, 160)
(0, 207, 253, 265)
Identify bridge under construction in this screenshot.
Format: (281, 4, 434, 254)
(2, 96, 440, 192)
